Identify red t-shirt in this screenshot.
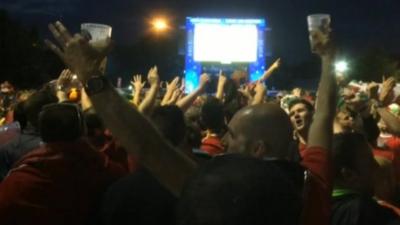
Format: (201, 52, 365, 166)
(300, 146, 332, 225)
(200, 136, 225, 156)
(0, 140, 126, 225)
(299, 142, 307, 155)
(376, 136, 400, 184)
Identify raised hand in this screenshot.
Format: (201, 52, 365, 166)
(254, 80, 266, 94)
(180, 78, 185, 92)
(260, 58, 281, 82)
(270, 58, 281, 70)
(198, 73, 210, 91)
(366, 82, 379, 100)
(310, 27, 333, 56)
(292, 88, 303, 97)
(252, 81, 266, 105)
(216, 70, 227, 100)
(147, 66, 160, 86)
(131, 75, 146, 91)
(161, 76, 180, 106)
(379, 76, 396, 105)
(167, 89, 182, 105)
(45, 21, 113, 83)
(166, 76, 180, 92)
(238, 85, 252, 98)
(131, 74, 145, 106)
(57, 69, 74, 90)
(217, 70, 228, 88)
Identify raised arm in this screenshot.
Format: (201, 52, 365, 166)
(259, 58, 280, 82)
(138, 67, 159, 114)
(80, 88, 93, 112)
(56, 69, 74, 102)
(161, 77, 179, 106)
(238, 85, 254, 106)
(131, 74, 145, 106)
(215, 71, 227, 101)
(45, 21, 196, 196)
(176, 73, 209, 112)
(307, 36, 337, 150)
(251, 81, 266, 105)
(377, 107, 400, 136)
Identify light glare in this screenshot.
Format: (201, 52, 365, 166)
(335, 61, 348, 73)
(152, 18, 168, 31)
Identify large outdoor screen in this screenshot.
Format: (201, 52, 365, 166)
(193, 23, 258, 63)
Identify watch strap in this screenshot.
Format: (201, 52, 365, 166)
(85, 75, 110, 96)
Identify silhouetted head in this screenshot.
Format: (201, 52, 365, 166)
(225, 103, 293, 159)
(332, 133, 378, 194)
(151, 105, 186, 147)
(21, 88, 58, 130)
(200, 97, 225, 134)
(178, 154, 304, 225)
(39, 103, 84, 143)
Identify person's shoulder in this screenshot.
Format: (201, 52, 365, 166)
(300, 146, 329, 162)
(332, 194, 399, 225)
(0, 163, 49, 198)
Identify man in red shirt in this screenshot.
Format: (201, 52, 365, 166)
(200, 97, 226, 156)
(44, 21, 334, 225)
(0, 103, 126, 225)
(288, 98, 314, 154)
(218, 35, 336, 225)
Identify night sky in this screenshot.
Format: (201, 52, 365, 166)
(2, 0, 400, 65)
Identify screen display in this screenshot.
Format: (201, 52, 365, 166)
(193, 23, 258, 63)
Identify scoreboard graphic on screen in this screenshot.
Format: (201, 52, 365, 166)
(185, 17, 268, 93)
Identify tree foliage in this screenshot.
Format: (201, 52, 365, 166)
(0, 10, 63, 89)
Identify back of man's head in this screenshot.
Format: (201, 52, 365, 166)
(227, 103, 293, 159)
(23, 89, 58, 130)
(178, 154, 304, 225)
(201, 97, 225, 134)
(151, 105, 186, 147)
(39, 103, 84, 143)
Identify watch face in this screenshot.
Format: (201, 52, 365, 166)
(86, 76, 105, 95)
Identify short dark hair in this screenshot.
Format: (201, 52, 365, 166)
(178, 154, 304, 225)
(151, 105, 186, 146)
(201, 97, 225, 133)
(288, 98, 314, 113)
(23, 88, 58, 130)
(13, 101, 27, 130)
(39, 103, 84, 143)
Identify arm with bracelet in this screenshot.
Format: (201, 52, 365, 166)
(45, 21, 197, 196)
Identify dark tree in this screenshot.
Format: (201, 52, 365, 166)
(0, 10, 63, 89)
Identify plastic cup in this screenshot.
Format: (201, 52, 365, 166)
(307, 14, 331, 32)
(80, 23, 112, 42)
(307, 14, 331, 52)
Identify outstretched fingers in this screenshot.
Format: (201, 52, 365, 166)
(54, 21, 73, 43)
(44, 39, 64, 60)
(48, 23, 66, 48)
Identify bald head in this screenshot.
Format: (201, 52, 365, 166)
(226, 103, 293, 159)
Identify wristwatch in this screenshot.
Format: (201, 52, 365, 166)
(85, 75, 109, 96)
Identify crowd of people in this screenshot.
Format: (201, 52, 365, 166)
(0, 20, 399, 225)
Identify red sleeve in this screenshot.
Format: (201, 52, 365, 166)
(0, 166, 69, 225)
(200, 137, 225, 156)
(100, 139, 130, 173)
(300, 147, 332, 186)
(300, 146, 332, 225)
(387, 137, 400, 184)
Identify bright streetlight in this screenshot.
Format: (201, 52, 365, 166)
(151, 18, 168, 32)
(335, 61, 349, 73)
